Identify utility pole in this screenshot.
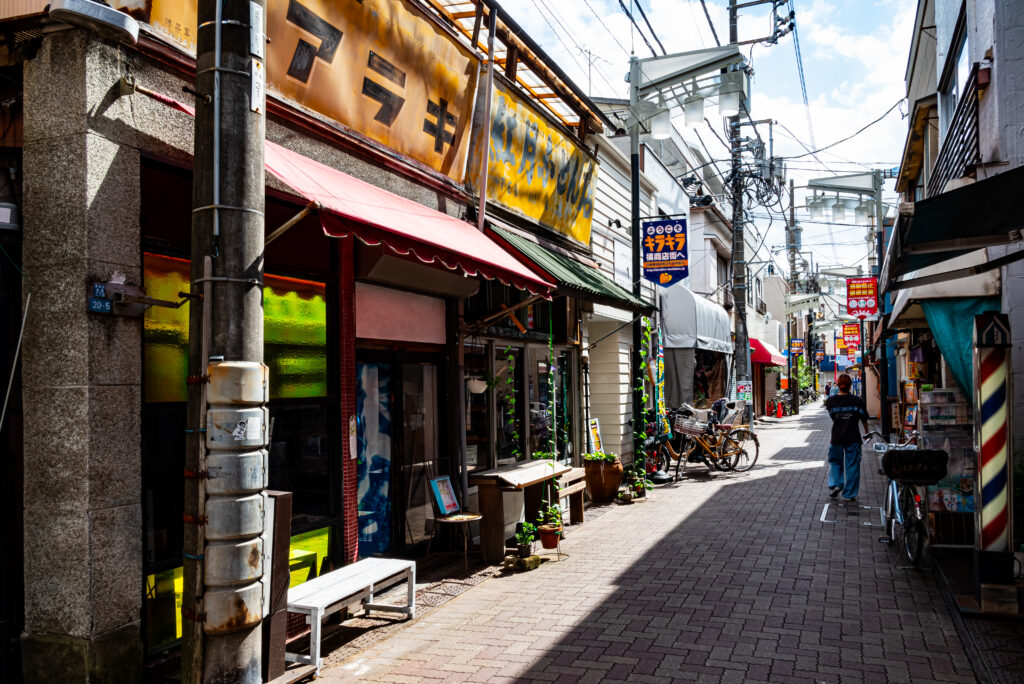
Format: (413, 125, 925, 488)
(786, 179, 799, 415)
(183, 0, 268, 681)
(629, 55, 645, 473)
(728, 0, 751, 424)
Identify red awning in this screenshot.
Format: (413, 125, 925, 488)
(264, 141, 552, 296)
(129, 87, 552, 296)
(750, 338, 786, 366)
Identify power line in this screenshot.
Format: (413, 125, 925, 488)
(618, 0, 658, 57)
(634, 0, 666, 54)
(788, 0, 815, 148)
(784, 99, 905, 160)
(685, 0, 707, 48)
(699, 0, 721, 46)
(582, 0, 631, 57)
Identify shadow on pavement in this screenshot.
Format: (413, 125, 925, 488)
(510, 409, 979, 682)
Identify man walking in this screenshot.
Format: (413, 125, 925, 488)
(825, 373, 870, 502)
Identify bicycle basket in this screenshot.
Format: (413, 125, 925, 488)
(673, 417, 706, 437)
(881, 449, 948, 485)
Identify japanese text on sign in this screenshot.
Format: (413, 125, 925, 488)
(846, 277, 878, 319)
(640, 218, 688, 286)
(267, 0, 479, 182)
(468, 71, 597, 244)
(842, 323, 861, 347)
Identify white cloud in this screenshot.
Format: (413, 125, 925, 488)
(497, 0, 916, 271)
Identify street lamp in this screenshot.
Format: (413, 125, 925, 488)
(651, 104, 672, 139)
(831, 196, 846, 223)
(628, 45, 746, 473)
(718, 71, 744, 117)
(683, 94, 704, 126)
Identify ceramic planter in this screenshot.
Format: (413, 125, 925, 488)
(584, 457, 624, 503)
(537, 524, 562, 549)
(517, 543, 532, 558)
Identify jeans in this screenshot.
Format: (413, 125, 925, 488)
(827, 442, 862, 499)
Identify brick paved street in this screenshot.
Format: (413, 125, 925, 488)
(320, 403, 977, 683)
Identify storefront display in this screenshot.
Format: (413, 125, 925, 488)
(920, 387, 975, 545)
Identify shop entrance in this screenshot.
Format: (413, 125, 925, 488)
(356, 355, 443, 557)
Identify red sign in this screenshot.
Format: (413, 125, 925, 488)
(846, 277, 878, 319)
(847, 346, 857, 360)
(842, 323, 861, 347)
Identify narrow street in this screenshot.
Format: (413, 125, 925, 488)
(320, 403, 976, 683)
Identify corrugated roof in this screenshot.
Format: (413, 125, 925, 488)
(489, 225, 654, 314)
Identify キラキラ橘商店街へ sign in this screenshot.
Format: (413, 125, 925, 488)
(640, 218, 688, 286)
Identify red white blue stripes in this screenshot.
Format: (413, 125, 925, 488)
(978, 346, 1009, 552)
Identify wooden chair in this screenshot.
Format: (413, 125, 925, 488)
(426, 475, 482, 574)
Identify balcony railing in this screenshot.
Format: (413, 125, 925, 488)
(928, 64, 980, 197)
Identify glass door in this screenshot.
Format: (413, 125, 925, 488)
(401, 363, 439, 546)
(356, 362, 392, 556)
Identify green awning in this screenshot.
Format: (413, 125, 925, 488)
(488, 225, 654, 314)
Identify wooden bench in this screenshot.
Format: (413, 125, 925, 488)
(285, 557, 415, 675)
(557, 467, 586, 525)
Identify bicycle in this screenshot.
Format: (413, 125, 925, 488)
(659, 400, 760, 479)
(865, 431, 947, 566)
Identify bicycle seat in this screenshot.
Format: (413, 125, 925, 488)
(715, 423, 733, 430)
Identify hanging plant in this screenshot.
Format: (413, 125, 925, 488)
(631, 316, 654, 492)
(504, 346, 520, 461)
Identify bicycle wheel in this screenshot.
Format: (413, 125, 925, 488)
(898, 484, 925, 565)
(881, 481, 897, 544)
(720, 428, 759, 472)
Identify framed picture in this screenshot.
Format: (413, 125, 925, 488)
(429, 476, 460, 515)
(903, 404, 918, 429)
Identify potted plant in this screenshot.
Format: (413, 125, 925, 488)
(536, 504, 563, 549)
(583, 452, 623, 503)
(515, 522, 536, 558)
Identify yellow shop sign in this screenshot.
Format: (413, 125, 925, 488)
(469, 72, 597, 245)
(266, 0, 479, 182)
(3, 0, 479, 182)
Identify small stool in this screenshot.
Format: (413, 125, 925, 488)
(430, 512, 482, 574)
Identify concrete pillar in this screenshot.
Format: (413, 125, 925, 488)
(20, 30, 142, 682)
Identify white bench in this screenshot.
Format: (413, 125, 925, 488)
(285, 557, 416, 674)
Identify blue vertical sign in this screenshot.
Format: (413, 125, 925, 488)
(641, 218, 688, 287)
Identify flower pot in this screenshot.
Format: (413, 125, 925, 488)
(537, 524, 562, 549)
(517, 543, 532, 558)
(584, 458, 624, 504)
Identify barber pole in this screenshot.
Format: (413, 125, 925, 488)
(972, 312, 1014, 588)
(977, 346, 1008, 551)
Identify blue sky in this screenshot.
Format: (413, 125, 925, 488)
(498, 0, 917, 276)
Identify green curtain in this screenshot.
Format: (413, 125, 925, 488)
(920, 296, 1001, 397)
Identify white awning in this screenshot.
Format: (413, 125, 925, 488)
(659, 284, 733, 354)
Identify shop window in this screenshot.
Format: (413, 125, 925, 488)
(143, 255, 328, 401)
(464, 343, 491, 471)
(527, 346, 574, 460)
(144, 566, 182, 652)
(287, 527, 331, 587)
(495, 346, 524, 464)
(141, 253, 335, 653)
(143, 254, 190, 403)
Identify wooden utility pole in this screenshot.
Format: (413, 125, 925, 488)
(184, 0, 267, 681)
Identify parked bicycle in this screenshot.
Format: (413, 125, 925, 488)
(658, 399, 759, 479)
(865, 430, 947, 565)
